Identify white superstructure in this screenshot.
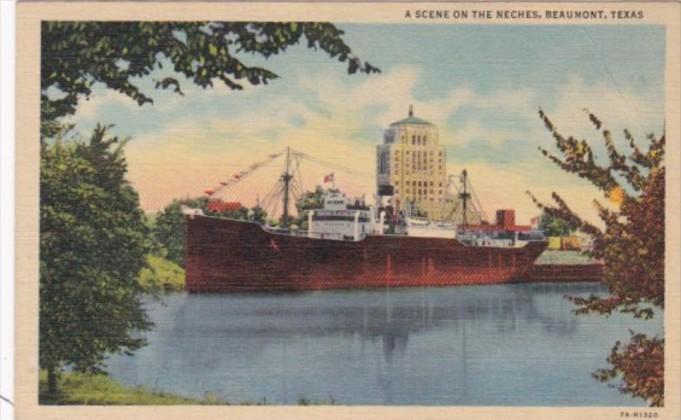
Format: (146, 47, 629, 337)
(306, 191, 378, 241)
(405, 217, 457, 238)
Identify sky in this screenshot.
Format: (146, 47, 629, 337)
(66, 24, 665, 225)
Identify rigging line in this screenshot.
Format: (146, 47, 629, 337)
(290, 179, 303, 197)
(294, 155, 304, 194)
(262, 184, 283, 210)
(269, 182, 287, 220)
(467, 178, 487, 222)
(209, 151, 284, 197)
(471, 189, 487, 222)
(272, 181, 286, 205)
(260, 179, 284, 210)
(291, 180, 305, 205)
(293, 150, 373, 178)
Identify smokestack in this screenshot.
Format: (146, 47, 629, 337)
(408, 104, 413, 117)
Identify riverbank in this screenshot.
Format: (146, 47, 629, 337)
(530, 250, 602, 282)
(39, 370, 227, 405)
(534, 250, 596, 265)
(39, 370, 337, 405)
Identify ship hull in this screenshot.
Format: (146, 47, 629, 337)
(185, 215, 548, 293)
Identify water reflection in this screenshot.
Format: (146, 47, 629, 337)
(107, 282, 661, 406)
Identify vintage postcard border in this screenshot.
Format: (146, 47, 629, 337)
(16, 2, 681, 419)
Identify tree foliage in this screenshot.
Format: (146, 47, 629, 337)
(40, 125, 152, 394)
(296, 185, 326, 211)
(538, 210, 578, 237)
(594, 332, 664, 407)
(153, 197, 208, 267)
(39, 20, 379, 398)
(528, 109, 665, 406)
(293, 185, 327, 226)
(138, 254, 186, 294)
(41, 21, 380, 138)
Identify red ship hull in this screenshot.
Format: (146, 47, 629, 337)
(185, 215, 548, 293)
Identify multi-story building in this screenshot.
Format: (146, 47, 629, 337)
(377, 105, 448, 219)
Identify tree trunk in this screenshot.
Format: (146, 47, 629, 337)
(47, 367, 58, 396)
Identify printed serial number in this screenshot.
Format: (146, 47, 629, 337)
(620, 412, 658, 418)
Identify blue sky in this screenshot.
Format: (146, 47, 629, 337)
(68, 24, 665, 222)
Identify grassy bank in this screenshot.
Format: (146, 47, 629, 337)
(535, 250, 596, 265)
(138, 254, 185, 293)
(39, 370, 336, 405)
(39, 370, 228, 405)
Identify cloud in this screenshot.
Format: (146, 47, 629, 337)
(541, 75, 663, 146)
(80, 61, 661, 231)
(68, 88, 139, 121)
(298, 65, 477, 128)
(448, 120, 528, 148)
(124, 93, 378, 212)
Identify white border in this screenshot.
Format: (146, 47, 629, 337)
(1, 1, 16, 420)
(10, 3, 681, 420)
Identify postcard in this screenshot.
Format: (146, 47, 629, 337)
(14, 2, 681, 419)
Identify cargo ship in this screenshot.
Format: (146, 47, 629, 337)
(184, 148, 548, 292)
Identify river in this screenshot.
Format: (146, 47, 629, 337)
(106, 282, 662, 406)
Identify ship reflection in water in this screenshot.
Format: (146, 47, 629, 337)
(107, 283, 662, 406)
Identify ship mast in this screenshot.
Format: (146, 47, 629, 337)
(281, 146, 293, 228)
(460, 169, 471, 230)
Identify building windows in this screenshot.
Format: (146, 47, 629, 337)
(378, 150, 390, 174)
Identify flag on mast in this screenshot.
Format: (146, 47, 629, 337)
(323, 172, 335, 184)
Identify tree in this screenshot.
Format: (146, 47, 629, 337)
(538, 210, 578, 237)
(39, 21, 378, 394)
(40, 126, 152, 396)
(138, 254, 186, 294)
(153, 197, 207, 268)
(528, 109, 665, 406)
(294, 185, 326, 226)
(297, 185, 326, 212)
(249, 206, 268, 224)
(41, 21, 380, 138)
